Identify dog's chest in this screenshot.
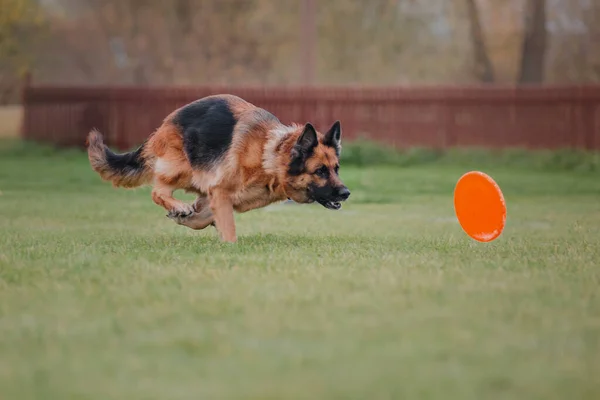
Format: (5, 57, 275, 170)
(232, 185, 270, 205)
(231, 183, 283, 212)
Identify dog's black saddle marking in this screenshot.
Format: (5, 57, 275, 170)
(173, 98, 237, 169)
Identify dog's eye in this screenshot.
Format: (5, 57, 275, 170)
(315, 166, 328, 178)
(334, 165, 339, 174)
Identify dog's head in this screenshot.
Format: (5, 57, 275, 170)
(284, 121, 350, 210)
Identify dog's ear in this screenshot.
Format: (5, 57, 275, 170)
(296, 123, 318, 152)
(289, 123, 318, 174)
(323, 120, 342, 156)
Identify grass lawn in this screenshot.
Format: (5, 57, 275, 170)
(1, 140, 599, 399)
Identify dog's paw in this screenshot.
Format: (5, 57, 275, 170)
(166, 211, 194, 226)
(166, 204, 195, 220)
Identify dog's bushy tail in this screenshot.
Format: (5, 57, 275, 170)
(86, 129, 151, 188)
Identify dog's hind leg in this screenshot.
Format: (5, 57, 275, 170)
(168, 196, 215, 230)
(151, 179, 195, 218)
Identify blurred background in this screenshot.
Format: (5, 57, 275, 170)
(1, 0, 599, 152)
(4, 0, 600, 92)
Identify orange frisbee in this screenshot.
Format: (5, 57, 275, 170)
(453, 171, 506, 242)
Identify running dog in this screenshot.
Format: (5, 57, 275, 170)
(86, 94, 350, 243)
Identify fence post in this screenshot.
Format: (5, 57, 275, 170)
(444, 95, 457, 148)
(578, 86, 595, 150)
(583, 104, 595, 150)
(20, 72, 32, 140)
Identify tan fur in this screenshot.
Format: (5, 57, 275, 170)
(86, 95, 345, 243)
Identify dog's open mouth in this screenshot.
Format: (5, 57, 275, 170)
(318, 200, 342, 210)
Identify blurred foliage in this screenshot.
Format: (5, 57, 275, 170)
(0, 0, 45, 102)
(1, 0, 600, 104)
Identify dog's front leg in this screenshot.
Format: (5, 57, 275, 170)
(209, 190, 237, 243)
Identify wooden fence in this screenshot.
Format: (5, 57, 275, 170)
(21, 84, 600, 151)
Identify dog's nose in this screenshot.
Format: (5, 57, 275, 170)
(338, 187, 350, 200)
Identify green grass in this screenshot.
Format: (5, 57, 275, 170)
(1, 140, 599, 399)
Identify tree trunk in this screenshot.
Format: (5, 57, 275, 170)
(465, 0, 495, 83)
(518, 0, 546, 84)
(300, 0, 316, 85)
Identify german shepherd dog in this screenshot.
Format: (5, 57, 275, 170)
(86, 94, 350, 243)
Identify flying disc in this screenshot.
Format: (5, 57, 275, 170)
(453, 171, 506, 242)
